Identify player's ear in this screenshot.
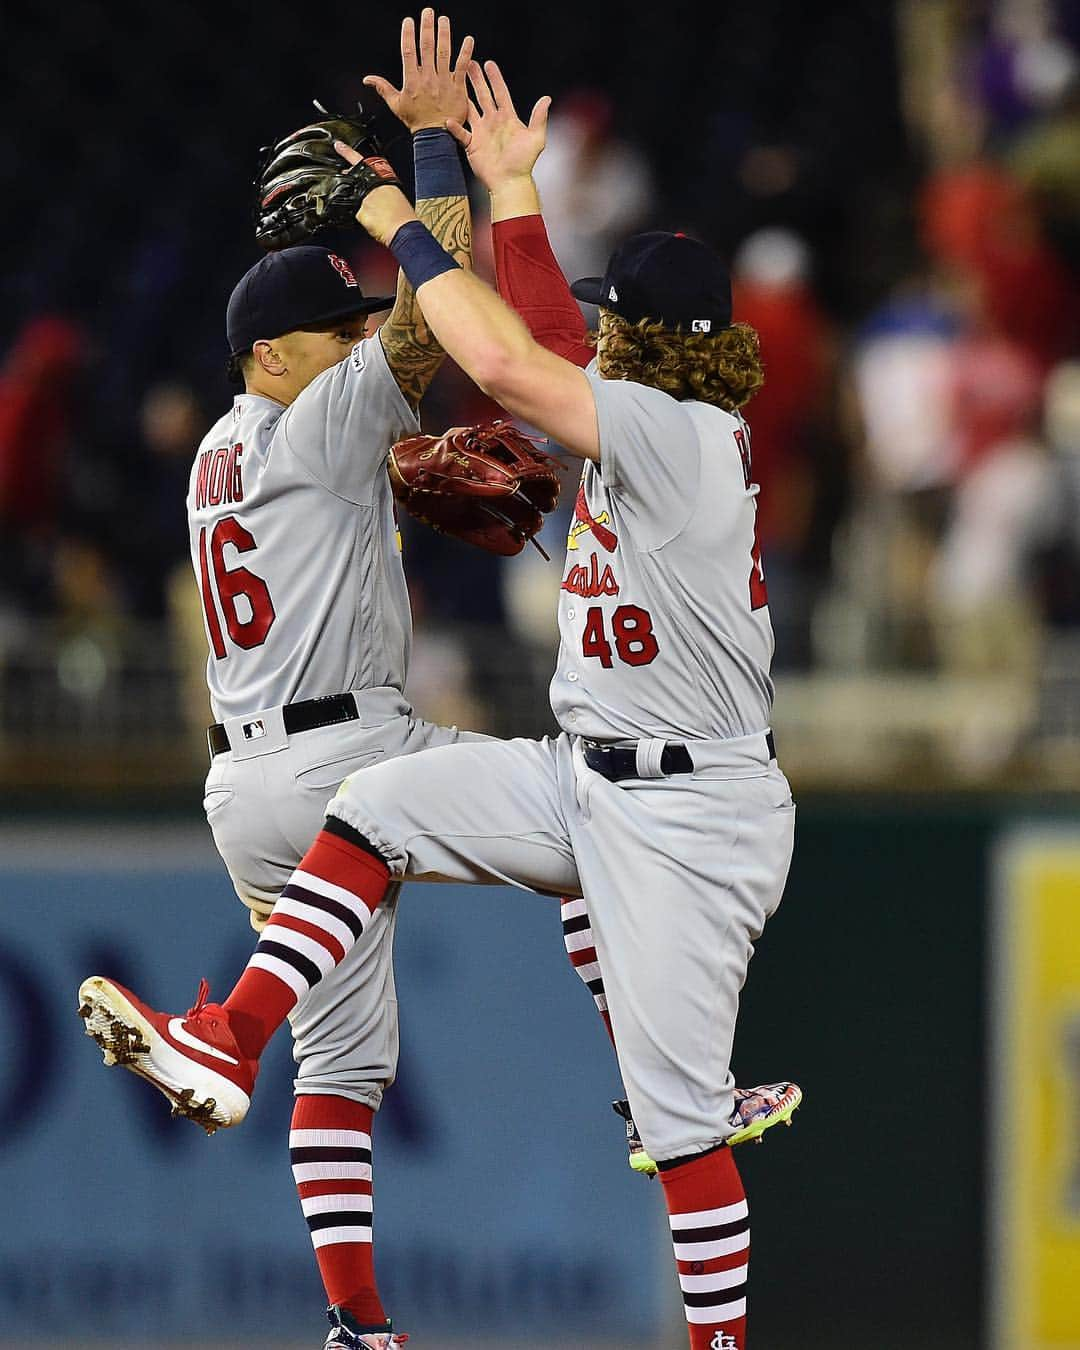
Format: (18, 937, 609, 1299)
(252, 338, 287, 377)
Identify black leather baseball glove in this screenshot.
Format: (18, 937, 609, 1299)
(254, 102, 403, 251)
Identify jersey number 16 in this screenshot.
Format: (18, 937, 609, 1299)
(197, 516, 277, 659)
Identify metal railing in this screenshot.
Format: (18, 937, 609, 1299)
(1, 620, 1077, 794)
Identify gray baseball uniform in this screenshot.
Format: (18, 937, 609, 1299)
(327, 371, 795, 1160)
(190, 333, 482, 1104)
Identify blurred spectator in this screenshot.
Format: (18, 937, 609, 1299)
(532, 91, 652, 284)
(0, 316, 84, 617)
(948, 286, 1044, 474)
(51, 534, 123, 637)
(920, 159, 1076, 367)
(971, 0, 1078, 140)
(836, 270, 963, 666)
(930, 431, 1053, 677)
(118, 381, 204, 621)
(732, 228, 833, 666)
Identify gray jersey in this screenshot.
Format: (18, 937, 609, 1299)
(550, 373, 774, 741)
(188, 335, 419, 722)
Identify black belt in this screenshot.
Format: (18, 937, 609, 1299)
(583, 731, 776, 783)
(208, 693, 360, 758)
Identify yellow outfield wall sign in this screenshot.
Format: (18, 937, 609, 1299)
(993, 830, 1080, 1350)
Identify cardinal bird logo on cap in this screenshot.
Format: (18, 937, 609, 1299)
(328, 253, 359, 287)
(567, 483, 618, 552)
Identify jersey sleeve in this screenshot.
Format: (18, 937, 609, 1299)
(586, 373, 703, 549)
(276, 334, 420, 504)
(493, 214, 595, 368)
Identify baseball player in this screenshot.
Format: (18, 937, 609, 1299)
(80, 14, 483, 1350)
(76, 57, 797, 1350)
(335, 79, 794, 1347)
(479, 74, 801, 1177)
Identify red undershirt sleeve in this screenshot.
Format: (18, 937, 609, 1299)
(493, 214, 595, 369)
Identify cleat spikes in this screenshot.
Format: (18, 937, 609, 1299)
(170, 1087, 220, 1135)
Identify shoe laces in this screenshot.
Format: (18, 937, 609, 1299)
(186, 978, 212, 1021)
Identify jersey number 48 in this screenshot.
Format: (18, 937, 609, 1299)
(197, 516, 276, 659)
(581, 605, 659, 668)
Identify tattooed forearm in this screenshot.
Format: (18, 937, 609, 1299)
(416, 193, 472, 267)
(379, 194, 472, 407)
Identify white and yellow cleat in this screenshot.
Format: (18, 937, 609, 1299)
(726, 1080, 803, 1146)
(614, 1081, 804, 1177)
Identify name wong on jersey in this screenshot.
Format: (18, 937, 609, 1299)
(194, 442, 245, 510)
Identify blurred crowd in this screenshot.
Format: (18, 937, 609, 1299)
(2, 0, 1080, 761)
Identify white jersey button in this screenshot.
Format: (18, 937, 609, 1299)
(567, 671, 579, 682)
(567, 608, 576, 619)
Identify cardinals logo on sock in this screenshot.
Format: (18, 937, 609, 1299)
(709, 1334, 738, 1350)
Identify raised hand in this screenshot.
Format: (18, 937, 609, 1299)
(447, 59, 551, 193)
(363, 9, 474, 133)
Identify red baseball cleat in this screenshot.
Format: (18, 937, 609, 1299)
(77, 975, 256, 1134)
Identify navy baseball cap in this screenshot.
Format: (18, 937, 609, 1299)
(226, 246, 397, 355)
(570, 231, 732, 334)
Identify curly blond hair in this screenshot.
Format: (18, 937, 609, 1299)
(593, 311, 764, 412)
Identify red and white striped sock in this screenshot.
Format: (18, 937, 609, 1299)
(660, 1147, 750, 1350)
(224, 820, 391, 1060)
(560, 897, 614, 1043)
(290, 1094, 385, 1326)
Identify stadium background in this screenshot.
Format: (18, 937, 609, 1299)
(3, 0, 1080, 1346)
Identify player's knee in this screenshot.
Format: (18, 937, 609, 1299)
(324, 760, 412, 871)
(322, 811, 394, 866)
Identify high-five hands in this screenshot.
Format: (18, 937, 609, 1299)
(363, 8, 474, 133)
(338, 22, 553, 240)
(447, 59, 551, 194)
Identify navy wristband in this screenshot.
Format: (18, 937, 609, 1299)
(413, 127, 467, 199)
(389, 220, 460, 290)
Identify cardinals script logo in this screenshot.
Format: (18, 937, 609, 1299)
(328, 253, 359, 287)
(567, 483, 617, 553)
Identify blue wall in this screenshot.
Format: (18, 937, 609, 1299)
(0, 825, 667, 1343)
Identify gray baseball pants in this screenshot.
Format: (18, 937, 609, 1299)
(327, 729, 795, 1162)
(202, 686, 485, 1110)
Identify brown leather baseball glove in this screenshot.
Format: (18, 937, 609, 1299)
(388, 420, 563, 557)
